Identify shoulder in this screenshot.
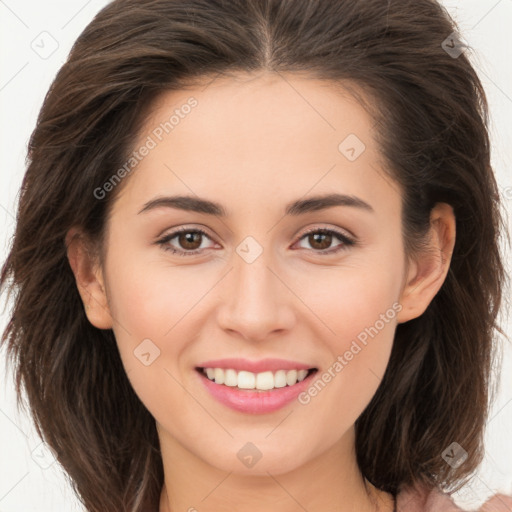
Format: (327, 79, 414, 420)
(396, 482, 512, 512)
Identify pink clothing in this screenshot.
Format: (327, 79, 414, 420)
(397, 483, 512, 511)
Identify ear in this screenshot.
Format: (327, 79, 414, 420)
(65, 227, 113, 329)
(396, 202, 456, 324)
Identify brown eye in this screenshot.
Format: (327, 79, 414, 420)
(307, 232, 333, 250)
(177, 231, 203, 250)
(295, 228, 356, 254)
(156, 227, 216, 256)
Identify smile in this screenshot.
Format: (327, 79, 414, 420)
(195, 360, 319, 414)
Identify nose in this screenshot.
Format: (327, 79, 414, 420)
(216, 249, 296, 342)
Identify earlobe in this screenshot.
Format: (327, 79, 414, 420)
(65, 228, 114, 330)
(396, 203, 456, 324)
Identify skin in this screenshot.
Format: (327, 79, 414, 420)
(66, 71, 456, 512)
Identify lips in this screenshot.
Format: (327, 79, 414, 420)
(194, 357, 319, 414)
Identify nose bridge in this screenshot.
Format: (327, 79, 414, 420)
(216, 241, 295, 340)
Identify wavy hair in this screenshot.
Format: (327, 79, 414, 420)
(1, 0, 509, 510)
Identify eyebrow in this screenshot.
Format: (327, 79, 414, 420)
(137, 193, 374, 216)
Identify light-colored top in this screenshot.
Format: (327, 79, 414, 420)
(397, 482, 512, 511)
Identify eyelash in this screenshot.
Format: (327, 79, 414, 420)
(156, 226, 356, 257)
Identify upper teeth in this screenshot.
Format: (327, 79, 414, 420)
(203, 368, 310, 390)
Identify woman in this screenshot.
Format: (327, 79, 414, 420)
(1, 0, 511, 511)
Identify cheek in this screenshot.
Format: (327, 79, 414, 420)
(102, 250, 218, 407)
(104, 264, 195, 429)
(291, 259, 401, 418)
(104, 249, 215, 344)
(297, 315, 396, 446)
(292, 254, 402, 347)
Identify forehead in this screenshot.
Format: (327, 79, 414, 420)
(111, 71, 400, 219)
(143, 71, 375, 152)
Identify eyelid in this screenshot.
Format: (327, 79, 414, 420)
(155, 223, 215, 239)
(295, 225, 355, 244)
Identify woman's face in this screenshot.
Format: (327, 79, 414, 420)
(79, 72, 445, 476)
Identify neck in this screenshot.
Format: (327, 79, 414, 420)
(157, 426, 395, 512)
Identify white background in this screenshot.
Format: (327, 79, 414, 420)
(0, 1, 511, 510)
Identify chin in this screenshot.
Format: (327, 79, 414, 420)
(208, 441, 310, 476)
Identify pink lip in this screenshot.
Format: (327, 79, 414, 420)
(196, 368, 317, 414)
(195, 358, 315, 373)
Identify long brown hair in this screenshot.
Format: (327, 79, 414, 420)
(1, 0, 509, 510)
